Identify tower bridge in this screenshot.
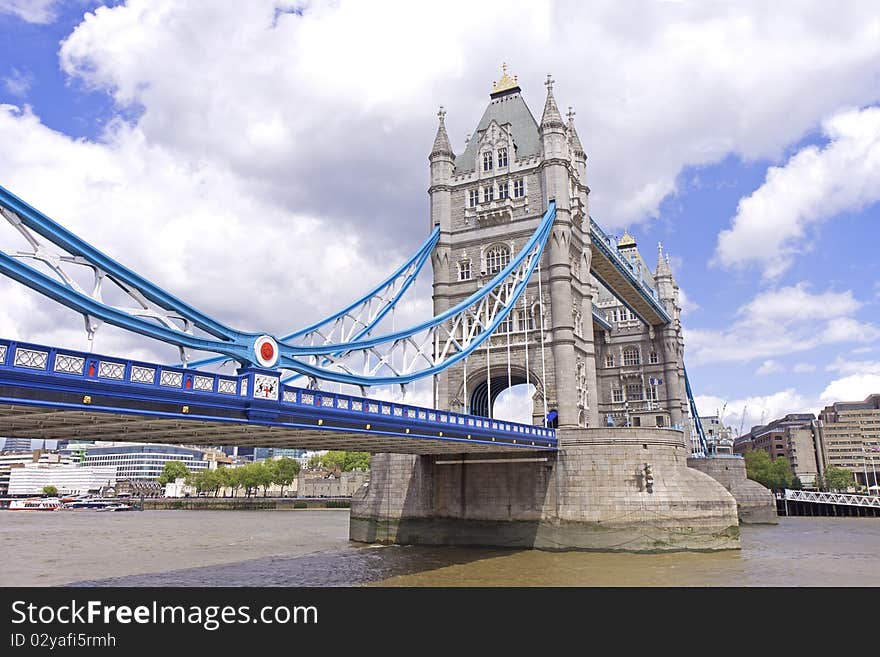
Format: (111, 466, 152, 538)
(0, 66, 767, 551)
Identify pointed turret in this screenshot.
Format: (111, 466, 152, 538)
(430, 106, 454, 159)
(655, 242, 672, 279)
(567, 106, 585, 159)
(428, 106, 454, 232)
(540, 74, 565, 129)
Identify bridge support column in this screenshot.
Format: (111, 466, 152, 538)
(351, 428, 740, 552)
(686, 456, 777, 524)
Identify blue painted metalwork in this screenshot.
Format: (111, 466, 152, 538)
(0, 183, 261, 363)
(186, 225, 441, 371)
(0, 183, 554, 387)
(0, 338, 557, 451)
(591, 308, 613, 332)
(683, 364, 709, 456)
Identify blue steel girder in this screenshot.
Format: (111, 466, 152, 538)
(588, 217, 672, 327)
(0, 182, 556, 388)
(0, 339, 557, 454)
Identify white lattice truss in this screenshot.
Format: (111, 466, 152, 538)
(293, 259, 424, 348)
(1, 206, 197, 363)
(289, 234, 545, 387)
(784, 489, 880, 508)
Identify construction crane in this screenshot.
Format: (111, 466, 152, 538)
(738, 405, 748, 438)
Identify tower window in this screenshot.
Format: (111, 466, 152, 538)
(612, 388, 623, 403)
(626, 383, 644, 401)
(623, 347, 641, 366)
(483, 186, 494, 203)
(468, 189, 478, 208)
(485, 245, 511, 275)
(458, 261, 472, 281)
(498, 148, 508, 167)
(498, 180, 509, 199)
(499, 314, 514, 334)
(513, 178, 524, 198)
(483, 151, 493, 171)
(649, 351, 659, 364)
(605, 354, 615, 368)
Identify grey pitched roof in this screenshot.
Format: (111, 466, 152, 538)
(454, 91, 541, 172)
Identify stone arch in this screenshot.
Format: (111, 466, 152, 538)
(459, 364, 544, 420)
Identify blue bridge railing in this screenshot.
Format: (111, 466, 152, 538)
(0, 339, 557, 451)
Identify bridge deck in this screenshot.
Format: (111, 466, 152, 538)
(589, 219, 672, 327)
(0, 339, 556, 455)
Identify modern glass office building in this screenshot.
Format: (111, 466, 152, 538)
(60, 443, 208, 481)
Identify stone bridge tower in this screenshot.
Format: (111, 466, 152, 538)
(350, 68, 743, 552)
(429, 67, 600, 429)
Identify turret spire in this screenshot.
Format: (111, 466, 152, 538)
(540, 73, 564, 128)
(567, 105, 585, 157)
(656, 242, 672, 278)
(430, 105, 454, 158)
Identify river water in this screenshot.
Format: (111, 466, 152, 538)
(2, 510, 878, 587)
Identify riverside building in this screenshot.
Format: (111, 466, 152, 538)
(817, 394, 880, 488)
(60, 443, 209, 481)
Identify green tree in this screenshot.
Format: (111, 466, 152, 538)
(790, 476, 803, 490)
(823, 466, 854, 492)
(215, 467, 232, 497)
(157, 460, 190, 485)
(316, 451, 371, 473)
(744, 450, 794, 490)
(256, 461, 275, 497)
(273, 457, 300, 496)
(42, 485, 58, 496)
(744, 449, 773, 487)
(769, 456, 794, 490)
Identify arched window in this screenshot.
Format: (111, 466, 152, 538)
(482, 151, 493, 171)
(485, 245, 511, 275)
(649, 351, 659, 364)
(623, 347, 640, 366)
(498, 148, 508, 167)
(605, 353, 615, 368)
(457, 260, 472, 281)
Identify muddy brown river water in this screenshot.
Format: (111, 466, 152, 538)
(2, 510, 878, 586)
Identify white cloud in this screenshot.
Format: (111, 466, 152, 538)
(715, 105, 880, 277)
(756, 360, 784, 376)
(678, 287, 699, 316)
(820, 375, 880, 403)
(3, 68, 32, 97)
(53, 1, 880, 230)
(695, 389, 814, 435)
(0, 103, 425, 365)
(792, 363, 816, 373)
(0, 0, 59, 23)
(826, 357, 880, 376)
(686, 283, 878, 365)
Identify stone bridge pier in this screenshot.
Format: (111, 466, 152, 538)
(350, 427, 740, 552)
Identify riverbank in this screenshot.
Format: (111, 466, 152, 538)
(141, 497, 351, 511)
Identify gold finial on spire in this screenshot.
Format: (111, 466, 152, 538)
(618, 229, 636, 248)
(491, 62, 519, 94)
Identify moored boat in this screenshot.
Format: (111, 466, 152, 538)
(8, 498, 60, 511)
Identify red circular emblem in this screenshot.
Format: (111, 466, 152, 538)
(260, 342, 275, 361)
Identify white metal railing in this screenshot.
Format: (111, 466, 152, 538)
(783, 489, 880, 508)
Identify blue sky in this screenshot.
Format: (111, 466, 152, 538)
(0, 1, 879, 444)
